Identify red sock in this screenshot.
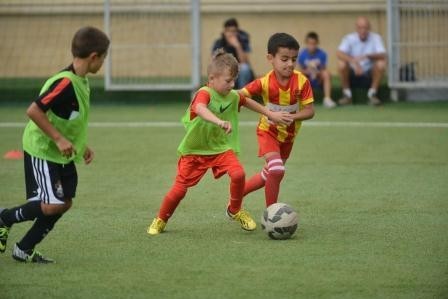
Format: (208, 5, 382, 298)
(243, 166, 268, 196)
(228, 168, 245, 215)
(157, 183, 187, 222)
(264, 154, 285, 207)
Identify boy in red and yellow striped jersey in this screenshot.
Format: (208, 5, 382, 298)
(240, 33, 315, 207)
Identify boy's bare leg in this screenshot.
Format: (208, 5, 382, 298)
(320, 69, 336, 108)
(321, 69, 332, 99)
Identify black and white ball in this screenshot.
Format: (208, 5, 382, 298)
(261, 203, 298, 240)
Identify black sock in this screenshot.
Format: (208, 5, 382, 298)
(17, 214, 62, 252)
(0, 201, 44, 227)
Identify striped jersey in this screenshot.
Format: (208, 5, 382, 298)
(242, 70, 314, 143)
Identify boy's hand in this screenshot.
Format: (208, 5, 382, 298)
(56, 136, 76, 158)
(83, 146, 95, 165)
(268, 111, 294, 126)
(218, 120, 232, 134)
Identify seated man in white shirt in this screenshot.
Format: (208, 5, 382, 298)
(337, 16, 387, 106)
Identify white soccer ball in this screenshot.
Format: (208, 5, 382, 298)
(261, 203, 298, 240)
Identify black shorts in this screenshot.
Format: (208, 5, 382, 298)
(24, 151, 77, 204)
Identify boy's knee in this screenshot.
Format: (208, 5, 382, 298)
(239, 63, 251, 73)
(229, 168, 245, 183)
(321, 69, 331, 80)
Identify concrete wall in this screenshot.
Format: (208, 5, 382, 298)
(0, 0, 387, 78)
(203, 11, 387, 77)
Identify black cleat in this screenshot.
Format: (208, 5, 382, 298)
(12, 244, 55, 264)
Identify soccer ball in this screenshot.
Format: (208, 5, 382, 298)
(261, 203, 298, 240)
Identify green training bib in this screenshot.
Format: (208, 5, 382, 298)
(22, 70, 90, 164)
(177, 86, 241, 156)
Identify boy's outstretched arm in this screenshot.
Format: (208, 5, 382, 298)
(291, 103, 315, 121)
(26, 102, 76, 158)
(242, 97, 293, 126)
(195, 103, 232, 134)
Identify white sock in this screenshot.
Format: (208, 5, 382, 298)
(368, 88, 377, 98)
(343, 88, 352, 98)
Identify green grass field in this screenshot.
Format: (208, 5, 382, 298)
(1, 102, 447, 299)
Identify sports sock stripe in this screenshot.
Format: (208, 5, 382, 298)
(261, 170, 267, 181)
(267, 159, 283, 167)
(269, 165, 285, 171)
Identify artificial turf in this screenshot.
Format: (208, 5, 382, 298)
(0, 101, 447, 299)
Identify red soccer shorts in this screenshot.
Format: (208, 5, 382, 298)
(257, 129, 294, 160)
(175, 150, 243, 187)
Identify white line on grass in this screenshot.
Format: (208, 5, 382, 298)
(0, 121, 447, 128)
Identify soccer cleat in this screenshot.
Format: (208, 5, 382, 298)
(0, 209, 10, 253)
(147, 217, 166, 235)
(227, 208, 257, 231)
(338, 96, 353, 106)
(12, 244, 54, 264)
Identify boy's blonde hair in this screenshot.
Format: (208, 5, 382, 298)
(207, 48, 239, 78)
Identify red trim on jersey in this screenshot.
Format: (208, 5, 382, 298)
(238, 93, 246, 110)
(41, 78, 71, 105)
(190, 89, 211, 120)
(299, 78, 313, 102)
(268, 72, 280, 105)
(289, 73, 299, 105)
(275, 72, 292, 91)
(243, 79, 262, 96)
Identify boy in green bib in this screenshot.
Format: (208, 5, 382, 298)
(148, 49, 293, 235)
(0, 27, 109, 263)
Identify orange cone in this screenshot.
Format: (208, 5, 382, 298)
(3, 150, 24, 160)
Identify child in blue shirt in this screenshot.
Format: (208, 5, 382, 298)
(298, 32, 336, 108)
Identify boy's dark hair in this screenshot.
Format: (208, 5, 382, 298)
(267, 33, 300, 56)
(224, 18, 239, 28)
(71, 26, 110, 58)
(208, 48, 239, 78)
(306, 31, 319, 42)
